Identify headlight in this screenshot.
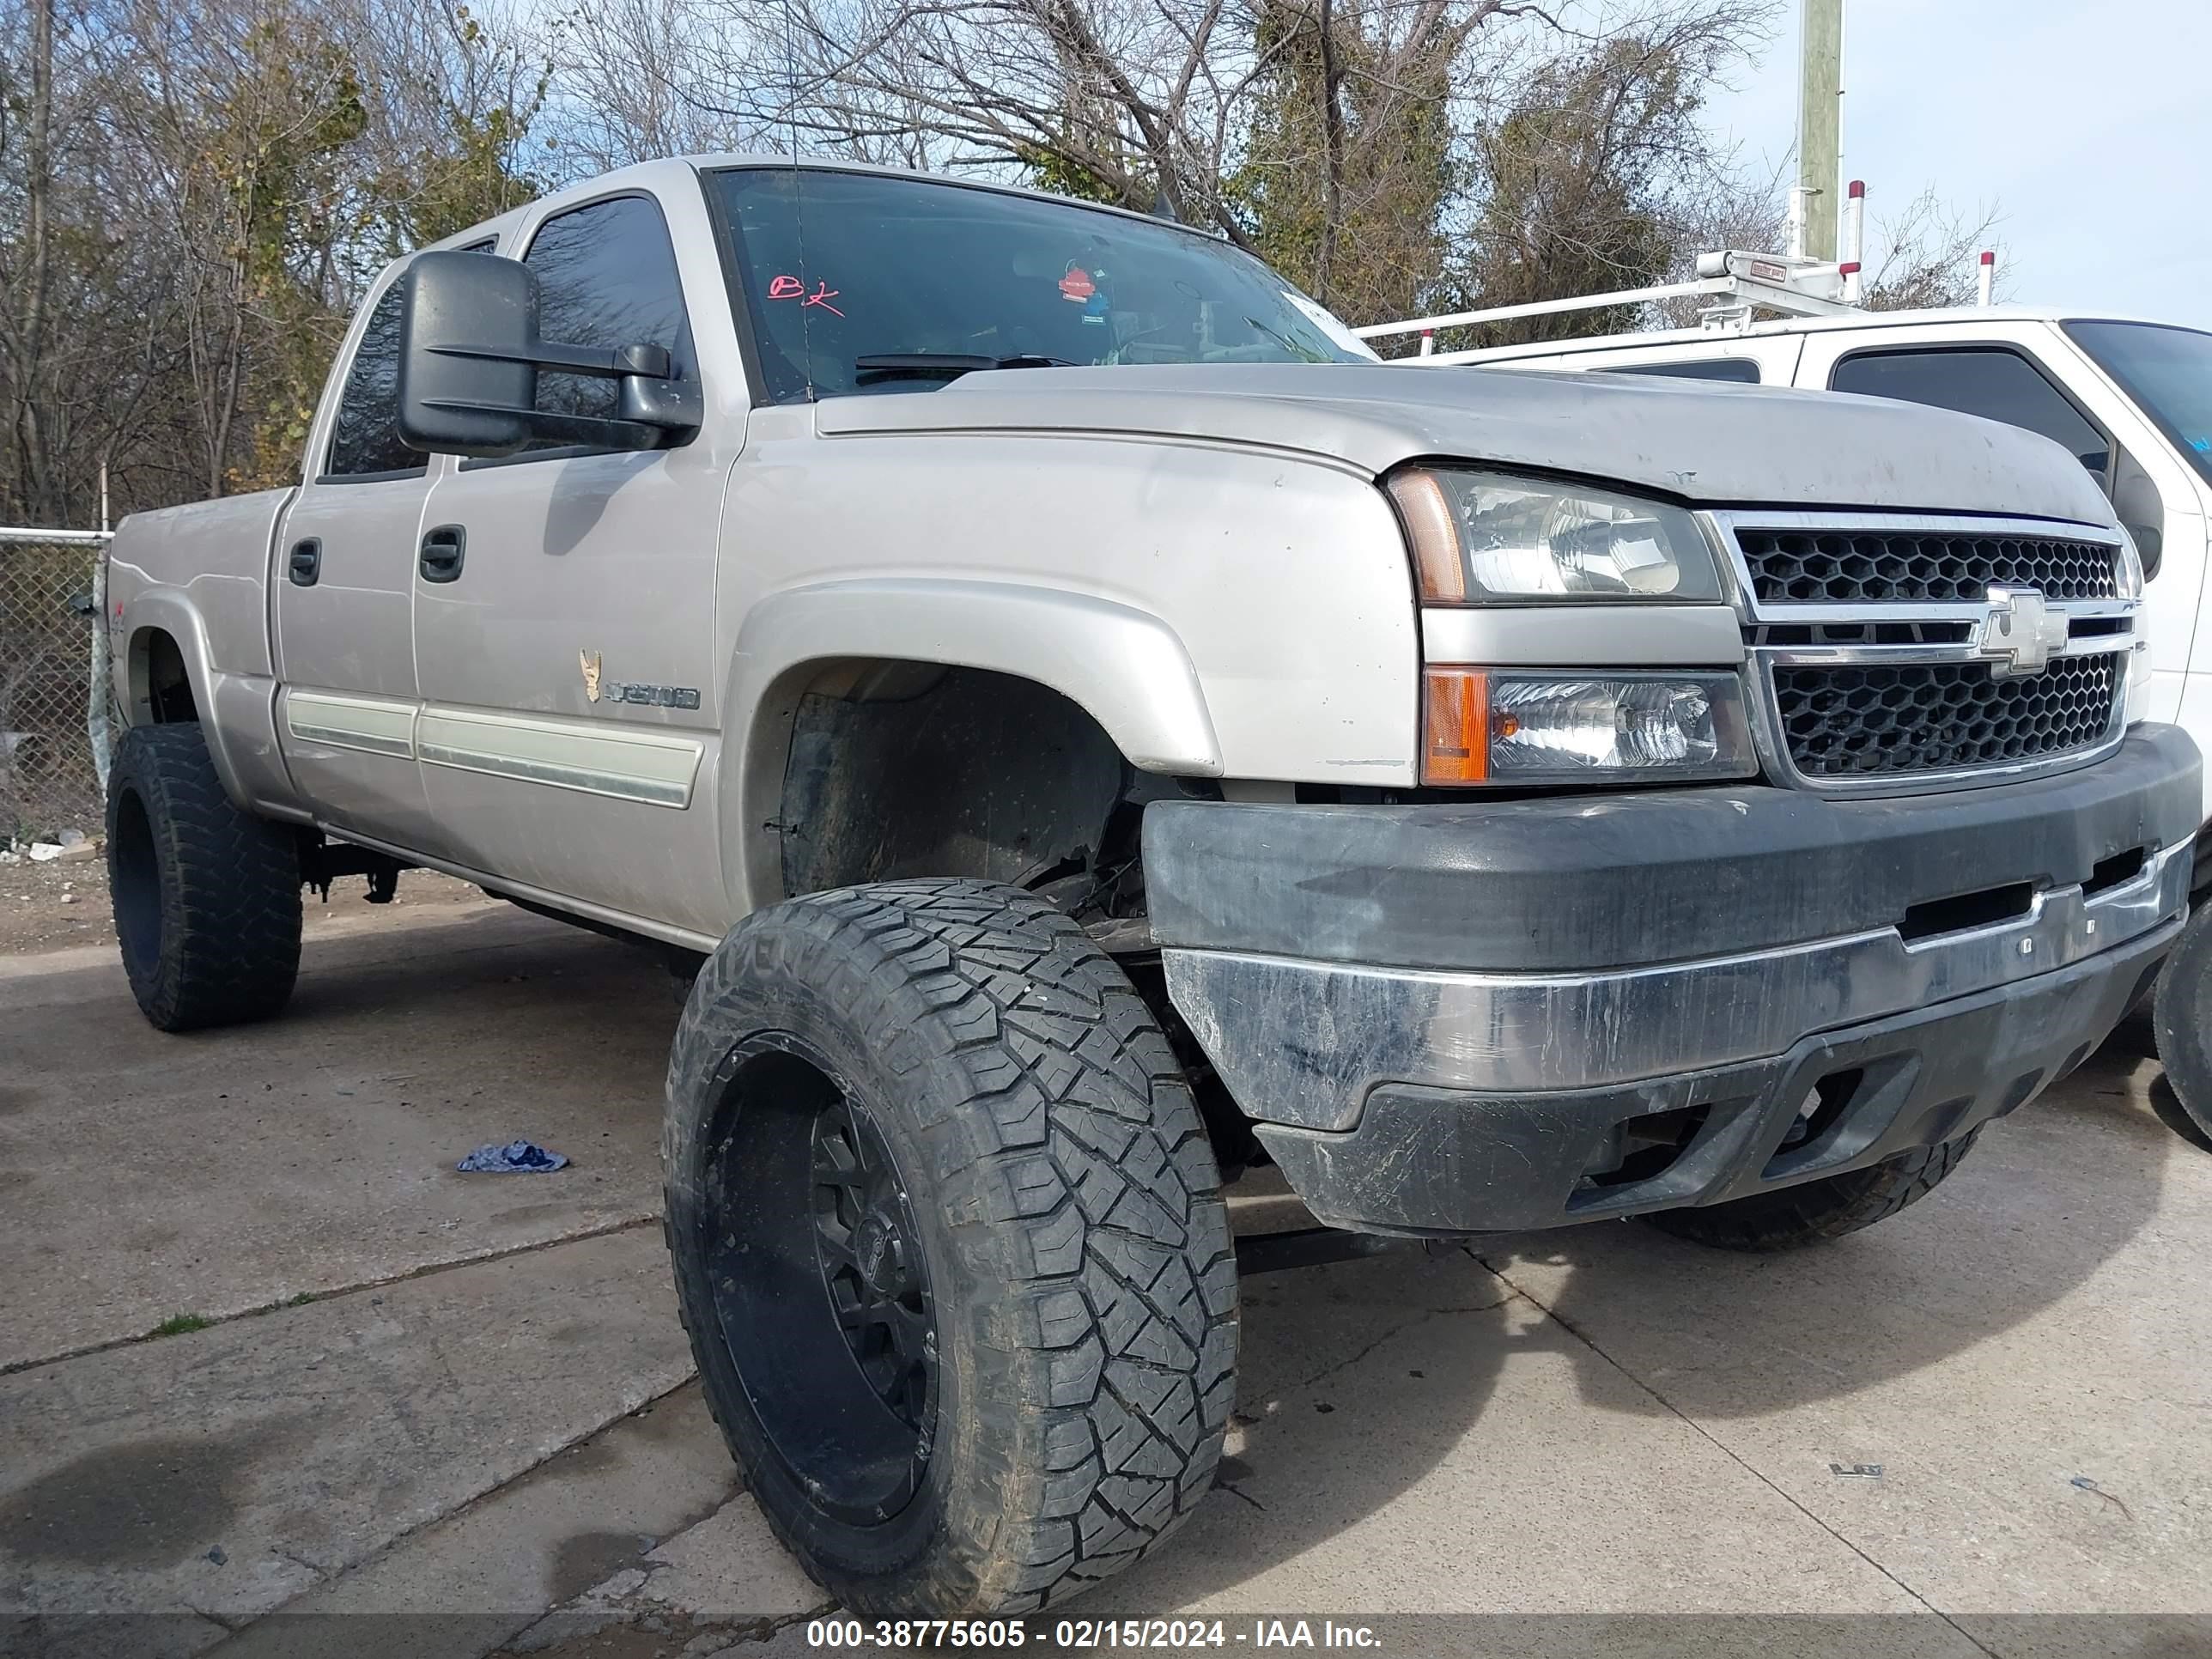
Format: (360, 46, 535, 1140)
(1389, 468, 1722, 604)
(1422, 669, 1756, 786)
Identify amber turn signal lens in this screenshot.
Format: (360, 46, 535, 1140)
(1422, 667, 1489, 784)
(1388, 471, 1467, 603)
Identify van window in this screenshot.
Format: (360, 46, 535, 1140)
(1609, 359, 1761, 384)
(1829, 347, 2109, 476)
(324, 286, 427, 480)
(2067, 320, 2212, 488)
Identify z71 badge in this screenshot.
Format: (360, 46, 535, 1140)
(580, 650, 700, 710)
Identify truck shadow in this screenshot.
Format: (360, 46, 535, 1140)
(1086, 1040, 2179, 1615)
(27, 905, 2177, 1619)
(273, 918, 2182, 1618)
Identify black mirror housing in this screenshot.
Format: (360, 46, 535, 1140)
(395, 250, 700, 458)
(397, 251, 542, 458)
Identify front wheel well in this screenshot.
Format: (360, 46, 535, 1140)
(754, 660, 1256, 1168)
(768, 661, 1193, 913)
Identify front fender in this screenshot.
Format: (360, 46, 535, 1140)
(721, 577, 1224, 914)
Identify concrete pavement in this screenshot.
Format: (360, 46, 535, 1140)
(1, 903, 2207, 1659)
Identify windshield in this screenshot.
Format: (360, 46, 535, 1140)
(709, 167, 1375, 403)
(2065, 319, 2212, 487)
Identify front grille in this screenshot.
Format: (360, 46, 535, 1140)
(1773, 653, 2121, 778)
(1739, 528, 2118, 605)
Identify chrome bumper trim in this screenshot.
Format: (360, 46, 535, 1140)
(1163, 836, 2190, 1133)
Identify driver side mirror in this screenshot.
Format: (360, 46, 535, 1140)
(396, 250, 701, 459)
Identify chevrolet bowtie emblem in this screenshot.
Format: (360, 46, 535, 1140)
(1973, 586, 2068, 678)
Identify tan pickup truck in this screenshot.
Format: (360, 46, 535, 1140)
(101, 155, 2197, 1617)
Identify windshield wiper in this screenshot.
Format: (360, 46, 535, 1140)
(1240, 318, 1332, 365)
(854, 353, 1075, 383)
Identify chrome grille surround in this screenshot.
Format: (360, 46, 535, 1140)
(1705, 510, 2139, 798)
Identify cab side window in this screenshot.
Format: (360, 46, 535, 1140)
(1830, 347, 2109, 477)
(518, 195, 694, 445)
(324, 285, 426, 480)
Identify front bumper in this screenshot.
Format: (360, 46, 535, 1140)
(1145, 725, 2201, 1235)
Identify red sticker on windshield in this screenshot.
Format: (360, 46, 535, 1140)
(1059, 267, 1096, 302)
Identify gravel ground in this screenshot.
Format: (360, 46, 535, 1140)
(0, 849, 490, 957)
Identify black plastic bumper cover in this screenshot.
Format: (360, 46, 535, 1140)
(1256, 921, 2175, 1236)
(1144, 725, 2201, 973)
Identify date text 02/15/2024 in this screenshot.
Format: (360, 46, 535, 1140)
(804, 1620, 1383, 1649)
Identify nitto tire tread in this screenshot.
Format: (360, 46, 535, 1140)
(1639, 1131, 1979, 1253)
(105, 723, 301, 1031)
(662, 878, 1236, 1618)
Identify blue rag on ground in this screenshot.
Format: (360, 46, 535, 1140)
(455, 1140, 569, 1173)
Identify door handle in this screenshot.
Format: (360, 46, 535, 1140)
(419, 524, 466, 584)
(288, 538, 322, 586)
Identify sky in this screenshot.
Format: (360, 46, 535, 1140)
(1701, 0, 2212, 328)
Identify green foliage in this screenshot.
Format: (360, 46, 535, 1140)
(1018, 143, 1134, 208)
(149, 1312, 214, 1338)
(209, 23, 375, 491)
(1225, 1, 1455, 325)
(1447, 31, 1722, 350)
(374, 15, 552, 256)
(205, 3, 549, 491)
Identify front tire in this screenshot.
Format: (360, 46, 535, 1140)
(664, 879, 1237, 1617)
(105, 724, 301, 1031)
(1639, 1133, 1979, 1252)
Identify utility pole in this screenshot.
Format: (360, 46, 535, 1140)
(1797, 0, 1844, 262)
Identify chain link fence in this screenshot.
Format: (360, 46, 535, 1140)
(1, 528, 112, 847)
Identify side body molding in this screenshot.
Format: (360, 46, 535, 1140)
(723, 577, 1224, 914)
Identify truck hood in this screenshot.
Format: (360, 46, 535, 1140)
(812, 362, 2118, 525)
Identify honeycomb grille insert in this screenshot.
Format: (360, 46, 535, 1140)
(1739, 528, 2118, 605)
(1773, 653, 2121, 778)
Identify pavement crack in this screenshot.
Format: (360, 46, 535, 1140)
(732, 1601, 842, 1644)
(1276, 1260, 1514, 1398)
(1288, 1308, 1450, 1395)
(267, 1545, 325, 1579)
(1479, 1255, 2002, 1659)
(2072, 1478, 2135, 1522)
(0, 1214, 662, 1379)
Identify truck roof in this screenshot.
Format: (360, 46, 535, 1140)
(428, 154, 1202, 255)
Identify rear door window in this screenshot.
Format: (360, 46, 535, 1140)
(1829, 347, 2110, 476)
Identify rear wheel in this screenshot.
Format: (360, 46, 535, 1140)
(1639, 1132, 1979, 1252)
(105, 724, 301, 1031)
(664, 879, 1237, 1616)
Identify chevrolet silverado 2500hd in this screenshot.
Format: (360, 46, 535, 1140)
(101, 156, 2199, 1617)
